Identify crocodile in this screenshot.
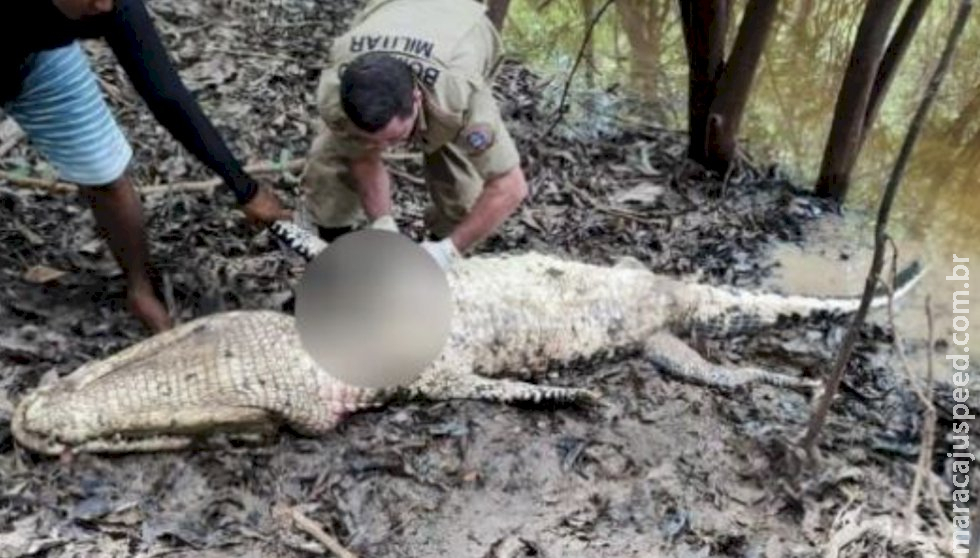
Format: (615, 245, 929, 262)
(11, 221, 926, 455)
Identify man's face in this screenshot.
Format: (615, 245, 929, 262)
(352, 89, 422, 150)
(53, 0, 114, 19)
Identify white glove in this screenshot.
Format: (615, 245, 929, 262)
(369, 215, 399, 232)
(420, 238, 460, 270)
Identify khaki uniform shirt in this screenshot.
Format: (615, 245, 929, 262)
(316, 0, 521, 181)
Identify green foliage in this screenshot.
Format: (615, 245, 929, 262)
(503, 0, 624, 88)
(500, 0, 980, 266)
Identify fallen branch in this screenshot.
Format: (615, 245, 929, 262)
(140, 159, 307, 195)
(798, 0, 972, 460)
(0, 159, 305, 196)
(0, 170, 76, 194)
(0, 151, 423, 195)
(289, 507, 359, 558)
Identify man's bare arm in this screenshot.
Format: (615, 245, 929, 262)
(448, 165, 528, 253)
(349, 151, 393, 221)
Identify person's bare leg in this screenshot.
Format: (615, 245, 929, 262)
(80, 174, 172, 333)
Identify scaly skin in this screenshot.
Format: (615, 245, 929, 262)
(11, 222, 926, 455)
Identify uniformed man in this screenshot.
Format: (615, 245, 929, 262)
(299, 0, 528, 269)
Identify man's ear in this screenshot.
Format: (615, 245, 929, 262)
(411, 88, 423, 118)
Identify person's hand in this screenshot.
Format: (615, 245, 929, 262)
(369, 214, 399, 232)
(420, 238, 460, 271)
(242, 183, 292, 226)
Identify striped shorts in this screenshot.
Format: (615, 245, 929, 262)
(2, 42, 132, 186)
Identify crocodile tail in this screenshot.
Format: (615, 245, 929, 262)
(685, 260, 928, 336)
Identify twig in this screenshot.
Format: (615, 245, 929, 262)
(798, 0, 972, 460)
(0, 160, 304, 196)
(289, 507, 359, 558)
(567, 182, 665, 224)
(0, 152, 422, 195)
(593, 204, 665, 225)
(912, 297, 937, 508)
(887, 249, 937, 527)
(138, 159, 307, 195)
(0, 170, 76, 193)
(544, 0, 617, 137)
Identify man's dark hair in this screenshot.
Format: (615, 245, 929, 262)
(340, 53, 416, 133)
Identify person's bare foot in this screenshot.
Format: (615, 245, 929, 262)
(127, 285, 173, 333)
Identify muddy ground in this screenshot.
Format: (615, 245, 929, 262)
(1, 1, 976, 556)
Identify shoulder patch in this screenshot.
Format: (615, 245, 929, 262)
(461, 123, 495, 154)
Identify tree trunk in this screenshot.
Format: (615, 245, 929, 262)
(679, 0, 729, 161)
(702, 0, 779, 172)
(815, 0, 902, 202)
(486, 0, 511, 31)
(862, 0, 932, 145)
(617, 0, 666, 101)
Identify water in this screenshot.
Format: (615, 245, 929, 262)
(504, 0, 979, 381)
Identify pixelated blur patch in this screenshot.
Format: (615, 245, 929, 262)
(462, 123, 494, 153)
(295, 229, 453, 389)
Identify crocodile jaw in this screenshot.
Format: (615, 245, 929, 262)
(11, 384, 280, 456)
(10, 355, 398, 457)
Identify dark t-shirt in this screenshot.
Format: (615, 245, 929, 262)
(1, 0, 257, 203)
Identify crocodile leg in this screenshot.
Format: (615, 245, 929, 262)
(409, 367, 601, 406)
(644, 332, 820, 390)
